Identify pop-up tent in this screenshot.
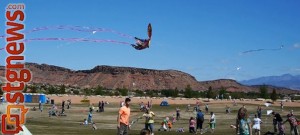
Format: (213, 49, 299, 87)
(160, 99, 169, 106)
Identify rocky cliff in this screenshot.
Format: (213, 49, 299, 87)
(0, 63, 204, 90)
(0, 63, 297, 94)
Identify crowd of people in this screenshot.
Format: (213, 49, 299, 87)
(32, 97, 299, 135)
(117, 98, 299, 135)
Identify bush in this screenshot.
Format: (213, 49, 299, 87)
(73, 90, 80, 95)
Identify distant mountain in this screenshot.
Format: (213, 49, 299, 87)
(0, 63, 298, 94)
(240, 74, 300, 90)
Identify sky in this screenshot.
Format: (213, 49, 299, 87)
(0, 0, 299, 81)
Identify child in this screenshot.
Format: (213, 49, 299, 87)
(172, 114, 176, 124)
(158, 118, 168, 131)
(253, 114, 262, 135)
(80, 119, 88, 125)
(189, 117, 196, 133)
(92, 122, 97, 130)
(140, 129, 151, 135)
(167, 121, 172, 131)
(177, 127, 184, 132)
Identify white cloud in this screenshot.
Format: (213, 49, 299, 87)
(290, 68, 300, 72)
(293, 43, 300, 48)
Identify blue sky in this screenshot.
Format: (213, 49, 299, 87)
(0, 0, 299, 81)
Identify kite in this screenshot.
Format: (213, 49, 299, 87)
(264, 103, 271, 107)
(267, 110, 273, 115)
(131, 23, 152, 50)
(0, 24, 152, 50)
(242, 45, 284, 54)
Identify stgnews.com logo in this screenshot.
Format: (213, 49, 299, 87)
(2, 3, 31, 134)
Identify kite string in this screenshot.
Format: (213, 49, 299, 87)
(23, 37, 131, 45)
(242, 45, 284, 54)
(0, 25, 134, 39)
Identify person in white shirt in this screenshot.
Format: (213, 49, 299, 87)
(253, 114, 263, 135)
(209, 112, 216, 133)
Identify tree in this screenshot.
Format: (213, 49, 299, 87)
(219, 87, 227, 99)
(161, 89, 178, 97)
(30, 85, 37, 93)
(94, 85, 104, 95)
(135, 90, 144, 96)
(48, 86, 56, 94)
(260, 85, 268, 99)
(174, 87, 179, 97)
(59, 85, 66, 94)
(117, 88, 128, 96)
(83, 88, 92, 96)
(73, 90, 80, 95)
(270, 89, 278, 102)
(206, 86, 213, 99)
(146, 90, 154, 97)
(184, 85, 192, 98)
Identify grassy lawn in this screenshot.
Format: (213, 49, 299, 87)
(2, 102, 299, 135)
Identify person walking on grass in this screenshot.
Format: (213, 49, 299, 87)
(196, 109, 204, 134)
(272, 111, 284, 135)
(143, 107, 155, 135)
(117, 98, 131, 135)
(283, 113, 299, 135)
(252, 114, 262, 135)
(205, 104, 209, 114)
(209, 112, 216, 134)
(176, 107, 181, 120)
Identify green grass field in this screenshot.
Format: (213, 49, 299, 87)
(6, 102, 300, 135)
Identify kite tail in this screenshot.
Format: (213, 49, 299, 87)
(23, 38, 131, 45)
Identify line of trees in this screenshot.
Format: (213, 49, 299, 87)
(5, 83, 288, 100)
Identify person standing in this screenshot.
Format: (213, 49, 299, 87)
(143, 108, 155, 135)
(186, 104, 190, 112)
(283, 114, 299, 135)
(67, 99, 71, 109)
(98, 101, 102, 112)
(39, 100, 42, 110)
(176, 107, 180, 120)
(39, 100, 43, 112)
(205, 104, 209, 114)
(272, 111, 284, 135)
(189, 117, 196, 133)
(102, 101, 105, 112)
(61, 100, 65, 114)
(280, 101, 284, 111)
(257, 106, 262, 119)
(209, 112, 216, 134)
(117, 98, 131, 135)
(252, 114, 262, 135)
(196, 109, 204, 134)
(236, 106, 252, 135)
